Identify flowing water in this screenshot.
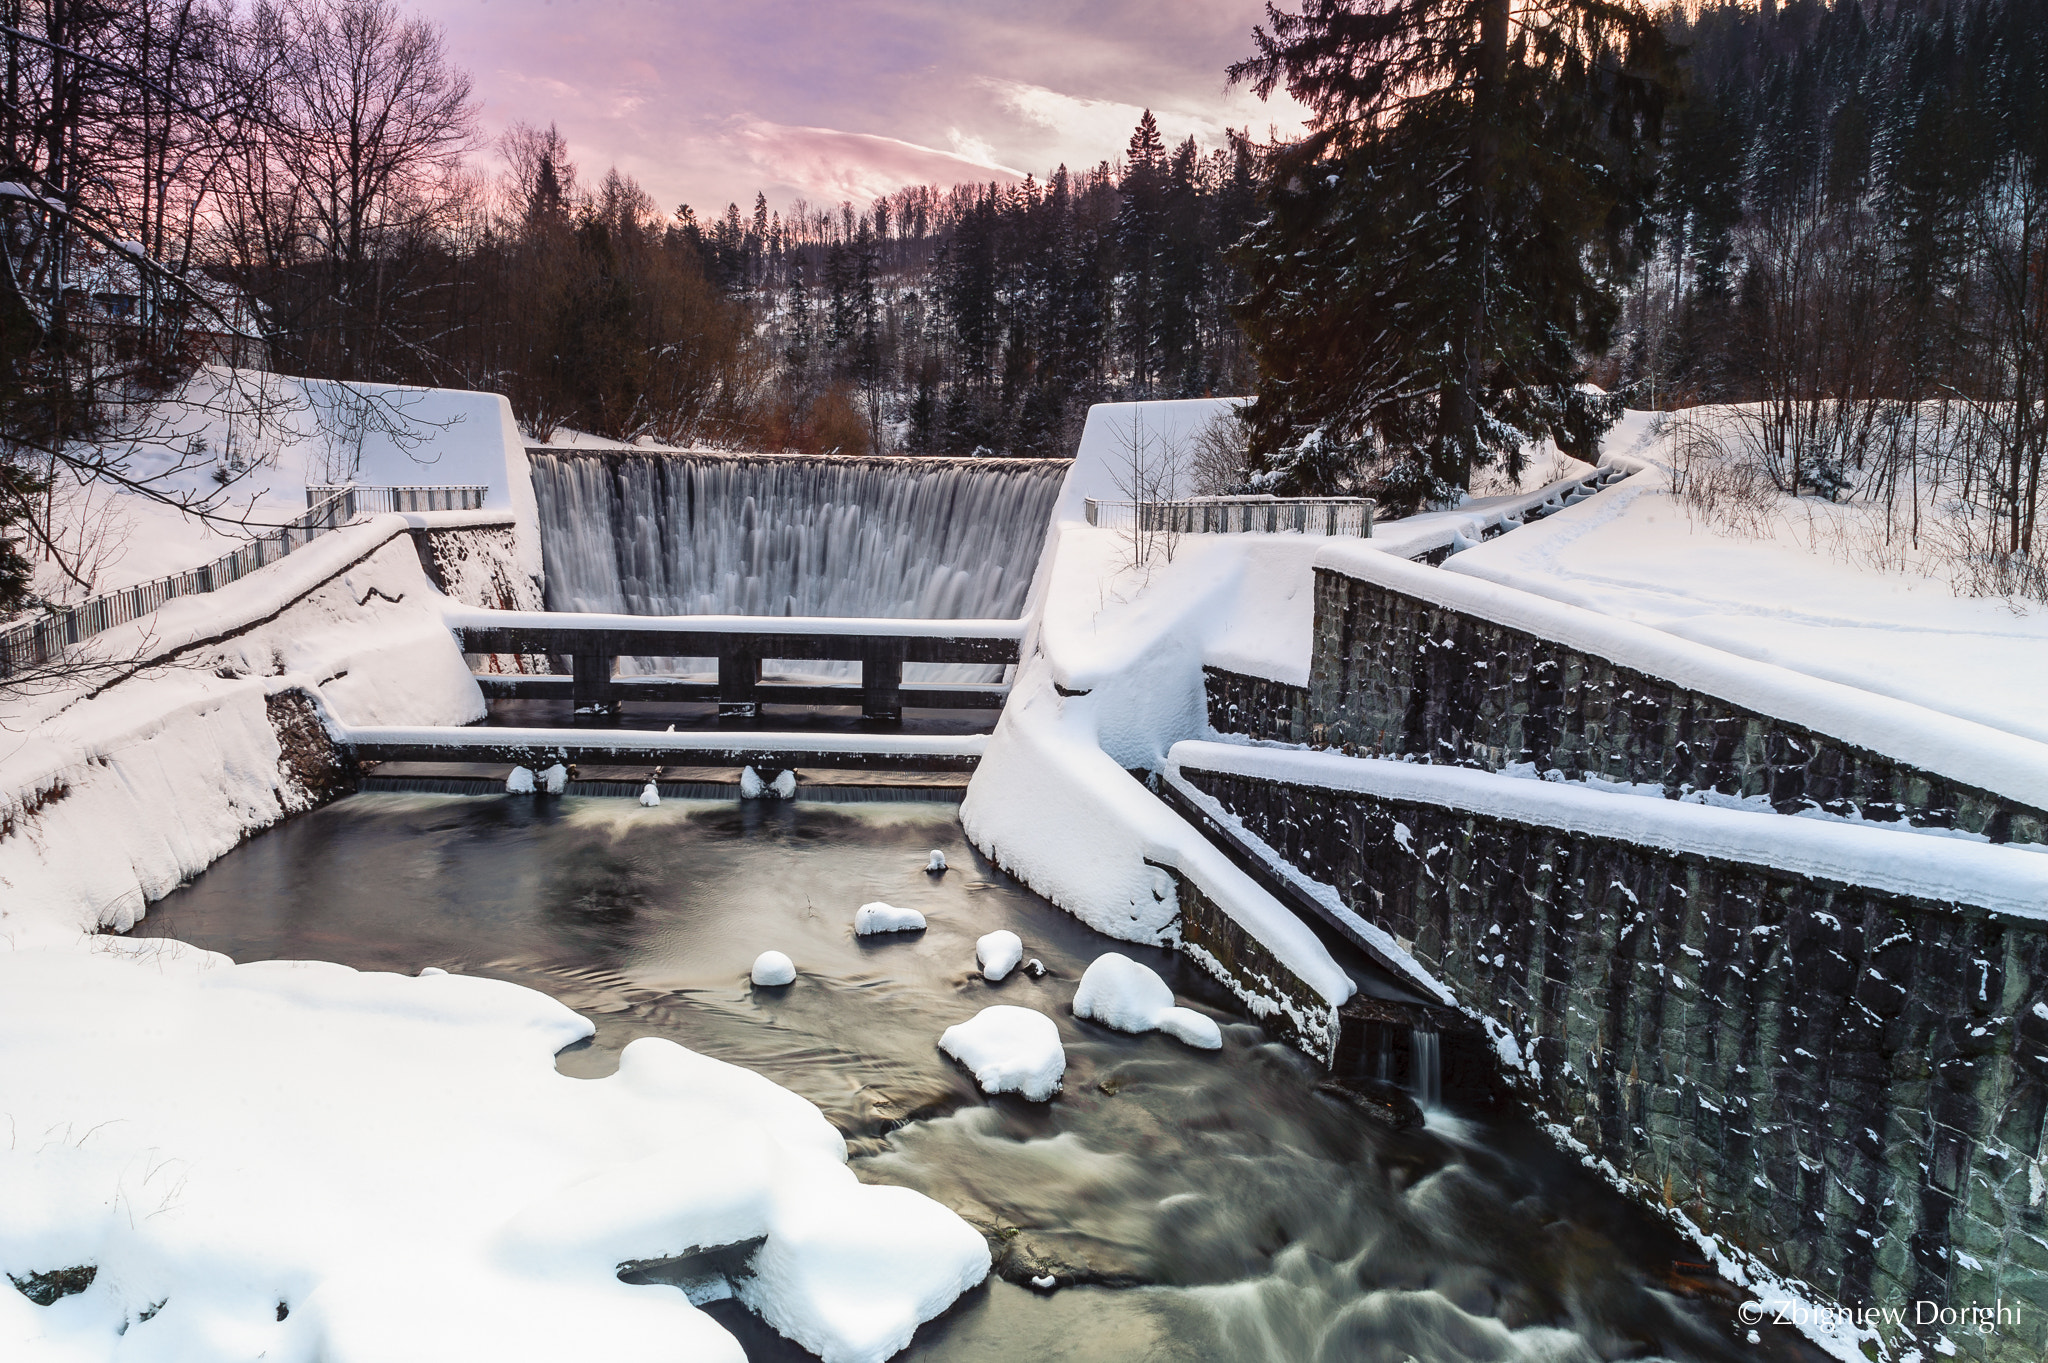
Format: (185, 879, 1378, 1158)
(133, 793, 1807, 1363)
(527, 452, 1067, 681)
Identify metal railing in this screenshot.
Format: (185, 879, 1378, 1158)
(1085, 495, 1375, 537)
(0, 483, 489, 678)
(305, 484, 489, 515)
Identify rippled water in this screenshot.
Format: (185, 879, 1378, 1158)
(133, 794, 1809, 1363)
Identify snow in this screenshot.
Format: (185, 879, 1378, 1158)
(751, 951, 797, 987)
(974, 930, 1023, 982)
(1171, 740, 2048, 924)
(961, 512, 1356, 1056)
(506, 765, 536, 794)
(1440, 407, 2048, 746)
(1071, 952, 1222, 1050)
(1316, 532, 2048, 824)
(0, 941, 989, 1363)
(540, 763, 568, 794)
(926, 849, 948, 873)
(740, 766, 765, 798)
(0, 522, 485, 946)
(771, 769, 797, 800)
(1057, 398, 1243, 522)
(441, 604, 1027, 640)
(638, 782, 661, 808)
(853, 903, 927, 935)
(20, 368, 542, 612)
(937, 1006, 1066, 1101)
(342, 724, 989, 764)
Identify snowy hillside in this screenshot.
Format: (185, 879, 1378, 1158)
(1447, 407, 2048, 743)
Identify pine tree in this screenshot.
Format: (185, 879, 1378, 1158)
(1116, 112, 1169, 393)
(1230, 0, 1674, 502)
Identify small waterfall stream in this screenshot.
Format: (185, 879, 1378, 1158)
(529, 451, 1067, 681)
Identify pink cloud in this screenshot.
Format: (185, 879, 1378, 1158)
(734, 121, 1023, 204)
(414, 0, 1310, 210)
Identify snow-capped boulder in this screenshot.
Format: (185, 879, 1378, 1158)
(1072, 952, 1222, 1050)
(926, 849, 948, 873)
(505, 765, 535, 794)
(975, 931, 1023, 982)
(739, 766, 765, 799)
(750, 951, 797, 987)
(638, 782, 661, 808)
(770, 769, 797, 799)
(854, 902, 926, 935)
(939, 1006, 1065, 1101)
(539, 763, 569, 794)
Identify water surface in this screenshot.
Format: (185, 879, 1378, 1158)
(136, 793, 1811, 1363)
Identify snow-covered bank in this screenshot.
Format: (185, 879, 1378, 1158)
(0, 940, 988, 1363)
(961, 524, 1357, 1049)
(1441, 407, 2048, 744)
(1316, 537, 2048, 822)
(1170, 740, 2048, 924)
(0, 514, 490, 945)
(24, 368, 542, 613)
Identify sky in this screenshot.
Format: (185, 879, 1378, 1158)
(413, 0, 1311, 217)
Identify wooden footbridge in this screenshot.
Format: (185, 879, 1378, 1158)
(337, 608, 1027, 775)
(448, 606, 1024, 724)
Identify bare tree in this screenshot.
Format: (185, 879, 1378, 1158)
(253, 0, 477, 380)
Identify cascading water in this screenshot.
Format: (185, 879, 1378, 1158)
(528, 451, 1068, 681)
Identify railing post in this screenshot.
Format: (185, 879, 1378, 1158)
(571, 652, 620, 725)
(861, 647, 904, 725)
(717, 649, 760, 722)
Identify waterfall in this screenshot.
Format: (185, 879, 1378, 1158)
(528, 450, 1068, 680)
(1410, 1028, 1442, 1111)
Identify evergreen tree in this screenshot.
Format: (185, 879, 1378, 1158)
(1230, 0, 1674, 502)
(1116, 112, 1169, 393)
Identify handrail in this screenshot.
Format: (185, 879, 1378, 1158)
(1085, 495, 1375, 537)
(305, 484, 489, 515)
(0, 483, 486, 678)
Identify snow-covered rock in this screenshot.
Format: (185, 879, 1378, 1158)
(770, 769, 797, 799)
(745, 949, 790, 982)
(926, 849, 948, 873)
(505, 765, 536, 794)
(740, 765, 765, 799)
(1072, 953, 1222, 1050)
(750, 951, 797, 987)
(854, 902, 926, 935)
(638, 781, 661, 808)
(539, 763, 568, 794)
(0, 941, 989, 1363)
(939, 1005, 1066, 1101)
(975, 931, 1023, 982)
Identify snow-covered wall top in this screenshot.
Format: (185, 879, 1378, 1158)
(1313, 541, 2048, 823)
(1057, 398, 1242, 523)
(1171, 741, 2048, 925)
(108, 368, 542, 587)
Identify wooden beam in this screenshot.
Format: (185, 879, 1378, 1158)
(471, 675, 1010, 709)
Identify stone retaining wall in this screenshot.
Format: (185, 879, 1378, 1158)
(1182, 764, 2048, 1363)
(1204, 666, 1309, 744)
(1292, 569, 2046, 843)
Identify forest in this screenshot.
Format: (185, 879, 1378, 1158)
(1, 0, 2045, 580)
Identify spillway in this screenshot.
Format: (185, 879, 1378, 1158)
(528, 450, 1067, 681)
(530, 450, 1066, 619)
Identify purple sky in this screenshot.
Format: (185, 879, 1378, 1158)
(414, 0, 1309, 215)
